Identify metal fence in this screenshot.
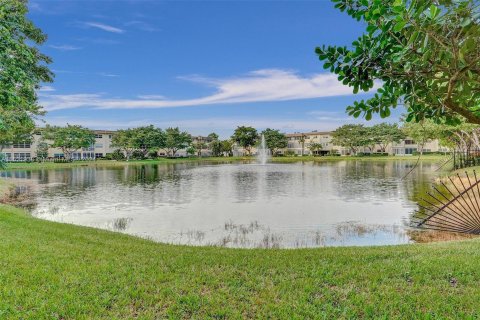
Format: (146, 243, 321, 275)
(453, 148, 480, 169)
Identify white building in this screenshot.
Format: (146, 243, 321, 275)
(1, 130, 116, 161)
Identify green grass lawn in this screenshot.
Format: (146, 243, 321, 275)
(2, 154, 449, 171)
(1, 205, 479, 319)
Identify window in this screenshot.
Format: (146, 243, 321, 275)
(108, 135, 113, 139)
(13, 142, 31, 148)
(404, 140, 416, 145)
(95, 153, 104, 158)
(13, 153, 31, 161)
(1, 153, 11, 161)
(405, 148, 417, 154)
(54, 153, 64, 159)
(82, 152, 94, 159)
(82, 146, 94, 151)
(95, 144, 103, 148)
(95, 134, 103, 139)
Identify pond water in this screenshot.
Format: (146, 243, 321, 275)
(2, 160, 440, 248)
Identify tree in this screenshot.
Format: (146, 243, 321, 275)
(0, 0, 53, 155)
(43, 125, 95, 160)
(132, 125, 165, 157)
(111, 129, 137, 161)
(435, 120, 479, 152)
(210, 140, 223, 157)
(316, 0, 480, 125)
(207, 132, 219, 141)
(221, 140, 234, 157)
(164, 127, 192, 157)
(261, 128, 288, 156)
(0, 153, 6, 169)
(206, 133, 220, 157)
(231, 126, 258, 156)
(298, 134, 307, 156)
(370, 123, 405, 153)
(331, 124, 369, 155)
(186, 145, 196, 157)
(192, 140, 207, 157)
(111, 126, 165, 160)
(402, 119, 440, 155)
(36, 141, 49, 161)
(308, 142, 323, 156)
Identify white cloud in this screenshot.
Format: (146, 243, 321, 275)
(49, 44, 82, 51)
(84, 22, 125, 34)
(125, 20, 160, 32)
(38, 86, 55, 92)
(97, 72, 119, 77)
(137, 95, 166, 100)
(39, 69, 371, 111)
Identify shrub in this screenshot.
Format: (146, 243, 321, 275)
(131, 150, 145, 160)
(106, 149, 125, 161)
(54, 159, 73, 163)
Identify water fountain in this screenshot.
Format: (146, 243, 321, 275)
(257, 134, 270, 165)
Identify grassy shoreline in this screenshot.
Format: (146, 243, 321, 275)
(0, 204, 479, 318)
(1, 154, 449, 171)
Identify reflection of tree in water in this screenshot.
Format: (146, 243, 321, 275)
(233, 171, 259, 202)
(327, 161, 436, 203)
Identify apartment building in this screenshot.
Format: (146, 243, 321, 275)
(1, 130, 116, 161)
(0, 130, 217, 161)
(1, 128, 449, 161)
(233, 131, 449, 156)
(284, 131, 448, 156)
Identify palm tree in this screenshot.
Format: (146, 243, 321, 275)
(299, 134, 307, 156)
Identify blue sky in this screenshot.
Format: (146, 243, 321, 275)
(30, 0, 402, 137)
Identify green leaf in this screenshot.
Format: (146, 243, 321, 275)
(429, 5, 440, 19)
(393, 21, 406, 32)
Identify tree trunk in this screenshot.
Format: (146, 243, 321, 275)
(445, 99, 480, 125)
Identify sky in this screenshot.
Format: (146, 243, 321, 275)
(30, 0, 402, 138)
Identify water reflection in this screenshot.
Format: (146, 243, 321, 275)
(2, 161, 441, 248)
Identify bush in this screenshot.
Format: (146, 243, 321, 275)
(131, 150, 145, 160)
(0, 154, 7, 169)
(412, 151, 450, 155)
(147, 151, 158, 159)
(284, 150, 296, 157)
(54, 159, 73, 163)
(106, 149, 125, 161)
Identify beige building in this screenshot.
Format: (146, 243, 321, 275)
(233, 130, 449, 156)
(1, 130, 116, 161)
(1, 128, 449, 161)
(284, 131, 449, 156)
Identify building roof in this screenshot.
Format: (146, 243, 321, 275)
(285, 131, 332, 137)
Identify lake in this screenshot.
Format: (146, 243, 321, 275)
(2, 160, 439, 248)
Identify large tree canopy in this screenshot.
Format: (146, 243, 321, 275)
(43, 125, 95, 160)
(164, 127, 192, 157)
(261, 128, 288, 156)
(316, 0, 480, 124)
(0, 0, 53, 142)
(331, 124, 369, 154)
(231, 126, 258, 156)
